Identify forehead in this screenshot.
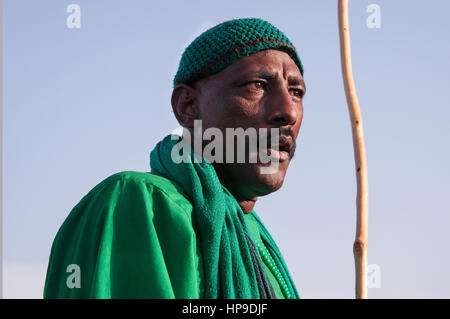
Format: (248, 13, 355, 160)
(222, 49, 303, 82)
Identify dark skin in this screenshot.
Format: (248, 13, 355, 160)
(171, 49, 306, 214)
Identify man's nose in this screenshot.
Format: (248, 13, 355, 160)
(267, 86, 300, 127)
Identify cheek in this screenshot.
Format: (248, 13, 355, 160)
(198, 92, 227, 128)
(294, 107, 304, 135)
(202, 94, 259, 129)
(223, 96, 261, 125)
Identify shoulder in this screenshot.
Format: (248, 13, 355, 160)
(56, 170, 196, 246)
(78, 171, 193, 220)
(45, 171, 201, 298)
(98, 171, 182, 192)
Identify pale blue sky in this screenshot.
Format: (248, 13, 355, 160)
(3, 0, 450, 298)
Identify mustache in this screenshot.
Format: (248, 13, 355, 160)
(263, 128, 297, 159)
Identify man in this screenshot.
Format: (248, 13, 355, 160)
(44, 17, 305, 299)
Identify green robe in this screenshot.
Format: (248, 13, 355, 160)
(44, 171, 286, 298)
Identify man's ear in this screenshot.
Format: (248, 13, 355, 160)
(171, 84, 200, 128)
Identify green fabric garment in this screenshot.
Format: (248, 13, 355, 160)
(44, 134, 299, 299)
(150, 134, 298, 299)
(243, 213, 285, 299)
(44, 171, 203, 298)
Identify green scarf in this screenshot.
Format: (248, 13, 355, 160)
(150, 134, 299, 299)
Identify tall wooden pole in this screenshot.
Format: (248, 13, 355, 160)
(338, 0, 369, 299)
(0, 0, 3, 299)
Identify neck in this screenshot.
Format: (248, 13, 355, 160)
(213, 164, 258, 214)
(237, 197, 257, 214)
(182, 132, 258, 214)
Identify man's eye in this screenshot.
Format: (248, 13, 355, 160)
(291, 88, 304, 98)
(248, 81, 266, 90)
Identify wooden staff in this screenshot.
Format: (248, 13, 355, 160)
(338, 0, 369, 299)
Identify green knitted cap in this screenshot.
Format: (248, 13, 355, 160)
(173, 18, 304, 87)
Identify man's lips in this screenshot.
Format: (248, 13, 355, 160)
(266, 136, 294, 161)
(267, 147, 290, 161)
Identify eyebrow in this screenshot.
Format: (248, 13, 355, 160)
(288, 76, 305, 87)
(246, 70, 305, 88)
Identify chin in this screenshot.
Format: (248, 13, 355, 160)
(213, 160, 289, 198)
(247, 162, 289, 196)
(254, 172, 286, 196)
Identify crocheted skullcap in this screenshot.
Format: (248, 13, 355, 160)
(173, 18, 304, 87)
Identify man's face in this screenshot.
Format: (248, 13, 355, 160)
(193, 49, 305, 199)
